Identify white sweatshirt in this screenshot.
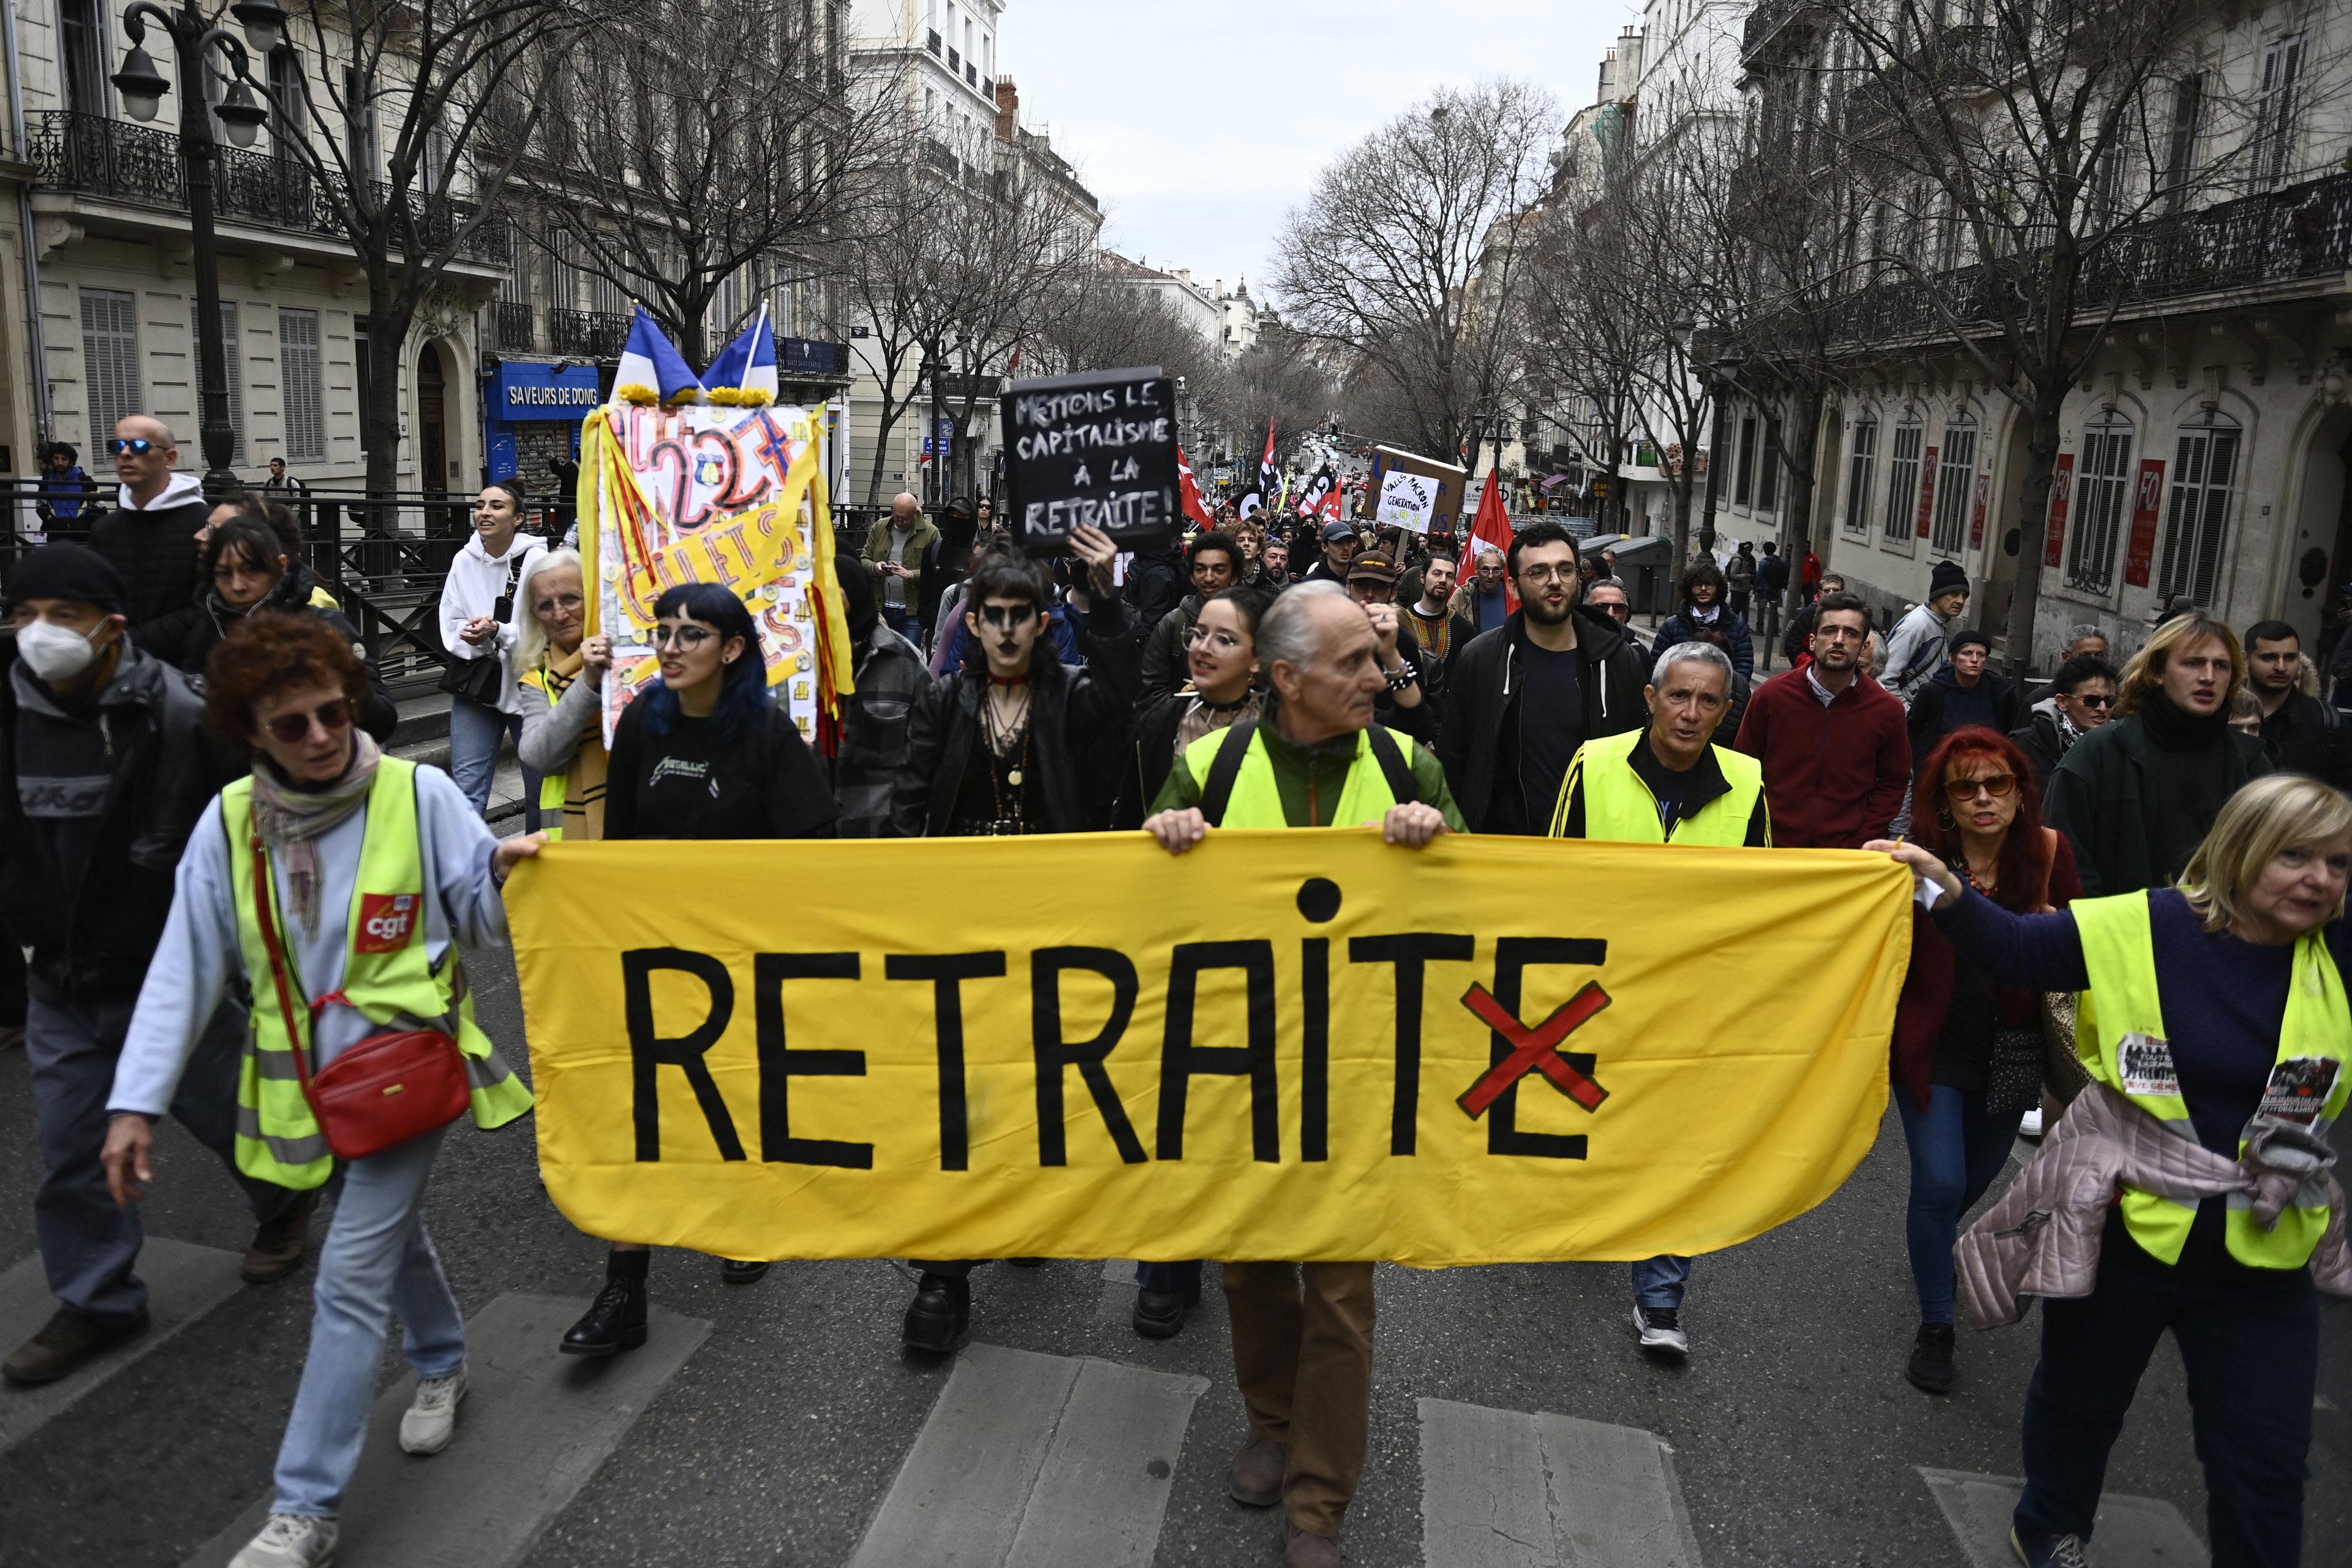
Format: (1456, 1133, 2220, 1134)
(437, 531, 546, 715)
(108, 765, 508, 1117)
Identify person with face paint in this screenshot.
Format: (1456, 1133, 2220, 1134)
(436, 481, 546, 823)
(0, 546, 309, 1389)
(888, 524, 1133, 1352)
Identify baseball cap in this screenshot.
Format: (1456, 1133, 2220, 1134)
(1347, 552, 1398, 584)
(1321, 521, 1357, 545)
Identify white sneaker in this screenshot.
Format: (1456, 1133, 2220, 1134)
(1633, 1305, 1689, 1354)
(2019, 1107, 2046, 1139)
(398, 1365, 467, 1455)
(228, 1513, 339, 1568)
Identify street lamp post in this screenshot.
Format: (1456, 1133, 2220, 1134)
(110, 0, 284, 497)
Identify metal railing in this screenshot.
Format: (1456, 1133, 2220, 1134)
(1825, 168, 2352, 346)
(495, 301, 537, 352)
(1741, 0, 1817, 59)
(551, 308, 628, 358)
(30, 111, 509, 266)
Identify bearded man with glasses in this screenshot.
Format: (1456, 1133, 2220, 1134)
(886, 523, 1137, 1353)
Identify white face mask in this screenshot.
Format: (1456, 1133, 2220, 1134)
(16, 618, 106, 684)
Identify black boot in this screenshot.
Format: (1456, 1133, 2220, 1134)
(901, 1272, 970, 1355)
(1132, 1279, 1200, 1340)
(562, 1251, 649, 1357)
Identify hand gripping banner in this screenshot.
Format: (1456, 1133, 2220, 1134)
(506, 833, 1911, 1267)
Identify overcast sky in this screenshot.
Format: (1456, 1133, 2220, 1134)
(1002, 0, 1637, 304)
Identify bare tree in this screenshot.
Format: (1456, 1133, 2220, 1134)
(522, 0, 893, 365)
(251, 0, 595, 499)
(1273, 80, 1557, 461)
(1809, 0, 2276, 665)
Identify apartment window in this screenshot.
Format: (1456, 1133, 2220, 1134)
(279, 308, 325, 464)
(2252, 35, 2306, 192)
(926, 28, 941, 55)
(1844, 414, 1877, 534)
(2160, 412, 2241, 608)
(2089, 138, 2127, 226)
(2065, 413, 2135, 595)
(269, 47, 307, 154)
(354, 319, 370, 453)
(1929, 415, 1977, 553)
(1883, 412, 1924, 542)
(1733, 415, 1757, 505)
(1759, 417, 1783, 511)
(79, 289, 140, 444)
(188, 301, 245, 463)
(2162, 74, 2203, 212)
(58, 0, 107, 115)
(342, 66, 379, 179)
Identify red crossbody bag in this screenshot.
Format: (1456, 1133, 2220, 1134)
(250, 831, 470, 1161)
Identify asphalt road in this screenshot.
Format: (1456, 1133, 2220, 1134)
(2, 936, 2346, 1567)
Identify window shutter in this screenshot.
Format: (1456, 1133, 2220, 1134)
(279, 307, 325, 464)
(80, 288, 141, 445)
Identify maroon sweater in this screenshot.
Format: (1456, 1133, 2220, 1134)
(1730, 666, 1911, 849)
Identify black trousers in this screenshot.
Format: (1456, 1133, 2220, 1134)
(2016, 1207, 2316, 1566)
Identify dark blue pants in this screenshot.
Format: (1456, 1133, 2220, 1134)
(1894, 1082, 2021, 1324)
(2016, 1208, 2316, 1566)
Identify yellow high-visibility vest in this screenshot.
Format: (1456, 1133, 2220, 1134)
(1553, 729, 1768, 846)
(2073, 891, 2351, 1267)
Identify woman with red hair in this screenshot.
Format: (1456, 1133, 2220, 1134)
(1892, 726, 2080, 1396)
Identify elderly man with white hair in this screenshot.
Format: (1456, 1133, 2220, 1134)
(1548, 637, 1770, 1357)
(1142, 579, 1463, 1568)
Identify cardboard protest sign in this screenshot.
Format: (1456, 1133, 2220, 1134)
(578, 401, 852, 747)
(1001, 366, 1181, 555)
(508, 832, 1908, 1267)
(1368, 447, 1468, 532)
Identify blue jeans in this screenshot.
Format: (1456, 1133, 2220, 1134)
(273, 1127, 466, 1518)
(1630, 1254, 1691, 1310)
(447, 696, 541, 831)
(2018, 1210, 2315, 1566)
(24, 978, 286, 1323)
(1894, 1082, 2022, 1324)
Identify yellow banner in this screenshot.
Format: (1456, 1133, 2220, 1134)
(507, 833, 1910, 1267)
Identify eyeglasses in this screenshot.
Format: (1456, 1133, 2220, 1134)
(533, 592, 585, 617)
(977, 602, 1038, 628)
(651, 624, 714, 650)
(1943, 772, 2018, 802)
(107, 438, 158, 456)
(2071, 692, 2116, 709)
(1183, 624, 1244, 652)
(1518, 565, 1577, 585)
(262, 698, 352, 745)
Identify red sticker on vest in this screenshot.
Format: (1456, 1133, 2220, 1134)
(355, 893, 421, 954)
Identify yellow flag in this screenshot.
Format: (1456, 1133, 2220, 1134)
(507, 832, 1910, 1267)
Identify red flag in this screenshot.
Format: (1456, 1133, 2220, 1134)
(1317, 479, 1343, 524)
(1468, 471, 1518, 612)
(1176, 445, 1215, 529)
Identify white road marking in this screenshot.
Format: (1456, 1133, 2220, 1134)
(1920, 1467, 2207, 1566)
(1419, 1396, 1703, 1567)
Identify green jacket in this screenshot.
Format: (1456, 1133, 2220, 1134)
(861, 516, 941, 614)
(1150, 710, 1466, 831)
(2043, 712, 2269, 897)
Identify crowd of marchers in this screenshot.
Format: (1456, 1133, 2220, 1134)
(2, 418, 2345, 1568)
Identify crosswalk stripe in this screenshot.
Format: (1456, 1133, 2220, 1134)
(182, 1293, 711, 1568)
(0, 1238, 244, 1452)
(1419, 1397, 1703, 1568)
(849, 1341, 1208, 1568)
(1920, 1467, 2207, 1566)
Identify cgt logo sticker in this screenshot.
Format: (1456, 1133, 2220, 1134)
(355, 892, 421, 954)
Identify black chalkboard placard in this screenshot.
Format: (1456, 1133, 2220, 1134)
(1001, 366, 1180, 555)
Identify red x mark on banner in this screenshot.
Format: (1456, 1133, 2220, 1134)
(1455, 980, 1612, 1120)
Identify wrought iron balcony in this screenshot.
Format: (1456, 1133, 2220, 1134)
(494, 301, 536, 353)
(551, 308, 628, 359)
(1826, 170, 2352, 347)
(29, 110, 509, 266)
(1741, 0, 1819, 62)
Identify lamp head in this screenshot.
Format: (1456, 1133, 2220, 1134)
(231, 0, 288, 55)
(216, 80, 270, 148)
(111, 44, 169, 123)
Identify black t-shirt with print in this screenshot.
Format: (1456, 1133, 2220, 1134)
(603, 696, 839, 841)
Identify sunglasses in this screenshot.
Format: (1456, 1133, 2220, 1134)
(262, 698, 352, 745)
(977, 602, 1038, 628)
(107, 437, 159, 456)
(1943, 772, 2018, 802)
(2071, 692, 2116, 709)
